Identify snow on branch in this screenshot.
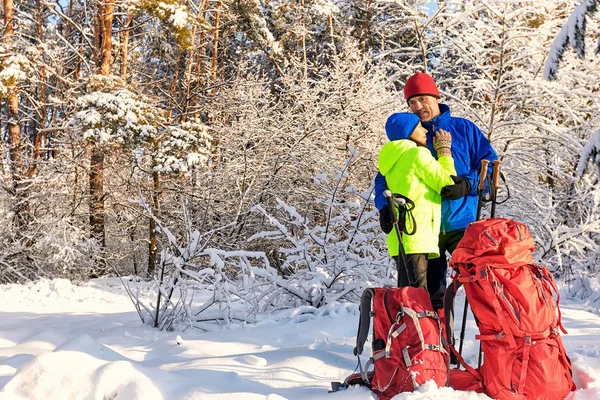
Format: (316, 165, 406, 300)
(544, 0, 598, 80)
(577, 128, 600, 177)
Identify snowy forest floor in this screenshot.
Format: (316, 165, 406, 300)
(1, 278, 600, 400)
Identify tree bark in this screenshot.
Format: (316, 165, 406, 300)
(148, 169, 160, 277)
(28, 0, 48, 179)
(211, 1, 222, 95)
(120, 12, 133, 80)
(89, 0, 115, 275)
(3, 0, 28, 227)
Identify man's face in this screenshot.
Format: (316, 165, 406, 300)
(407, 95, 441, 122)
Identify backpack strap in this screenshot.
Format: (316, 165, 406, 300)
(518, 335, 532, 393)
(540, 266, 568, 334)
(448, 344, 483, 382)
(399, 305, 448, 362)
(354, 288, 375, 356)
(472, 269, 518, 348)
(443, 279, 459, 347)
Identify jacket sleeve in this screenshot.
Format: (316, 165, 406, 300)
(412, 148, 456, 193)
(374, 171, 389, 211)
(464, 121, 498, 195)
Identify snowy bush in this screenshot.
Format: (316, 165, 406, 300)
(248, 151, 394, 307)
(126, 151, 393, 331)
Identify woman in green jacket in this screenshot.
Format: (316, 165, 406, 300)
(378, 112, 455, 289)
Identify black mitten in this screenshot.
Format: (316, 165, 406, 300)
(379, 206, 393, 234)
(441, 175, 471, 200)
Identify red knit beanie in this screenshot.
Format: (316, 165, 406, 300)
(404, 72, 440, 100)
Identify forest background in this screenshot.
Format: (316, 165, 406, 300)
(1, 0, 600, 330)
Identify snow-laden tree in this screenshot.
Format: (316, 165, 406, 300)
(544, 0, 598, 80)
(67, 75, 162, 275)
(201, 40, 400, 253)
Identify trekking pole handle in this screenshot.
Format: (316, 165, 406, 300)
(478, 159, 490, 191)
(492, 160, 502, 190)
(383, 190, 397, 223)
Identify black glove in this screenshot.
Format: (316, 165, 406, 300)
(379, 206, 393, 234)
(441, 175, 471, 200)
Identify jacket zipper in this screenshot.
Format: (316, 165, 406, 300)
(432, 119, 449, 235)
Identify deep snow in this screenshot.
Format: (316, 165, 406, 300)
(1, 278, 599, 400)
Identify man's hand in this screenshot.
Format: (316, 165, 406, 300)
(379, 206, 393, 234)
(441, 176, 471, 200)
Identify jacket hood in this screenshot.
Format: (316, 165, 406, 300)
(378, 139, 415, 176)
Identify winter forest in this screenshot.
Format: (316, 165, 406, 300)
(1, 0, 600, 330)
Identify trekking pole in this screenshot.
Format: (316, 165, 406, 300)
(476, 160, 501, 369)
(490, 160, 502, 218)
(458, 159, 490, 357)
(384, 190, 413, 287)
(475, 159, 490, 221)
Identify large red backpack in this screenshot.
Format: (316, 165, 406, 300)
(350, 287, 448, 399)
(449, 218, 575, 399)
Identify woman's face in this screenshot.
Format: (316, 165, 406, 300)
(410, 123, 428, 146)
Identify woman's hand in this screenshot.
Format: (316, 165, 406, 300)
(433, 129, 452, 157)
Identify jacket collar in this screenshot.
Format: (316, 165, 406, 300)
(422, 103, 451, 132)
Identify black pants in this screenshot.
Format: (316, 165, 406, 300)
(396, 253, 428, 289)
(394, 229, 465, 310)
(427, 229, 465, 309)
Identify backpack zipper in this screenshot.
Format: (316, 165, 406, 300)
(496, 282, 521, 322)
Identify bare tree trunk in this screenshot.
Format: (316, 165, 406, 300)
(148, 169, 160, 277)
(99, 0, 114, 76)
(181, 22, 197, 120)
(328, 13, 336, 55)
(89, 145, 106, 252)
(3, 0, 27, 227)
(211, 0, 222, 96)
(89, 0, 115, 275)
(120, 12, 133, 80)
(360, 1, 372, 55)
(300, 0, 307, 82)
(28, 0, 47, 179)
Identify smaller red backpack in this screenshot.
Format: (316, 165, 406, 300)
(346, 287, 448, 399)
(449, 218, 575, 400)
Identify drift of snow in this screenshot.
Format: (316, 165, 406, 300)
(1, 278, 600, 399)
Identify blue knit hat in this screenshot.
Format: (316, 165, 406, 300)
(385, 113, 420, 141)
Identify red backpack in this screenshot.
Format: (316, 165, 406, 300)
(449, 218, 575, 399)
(348, 287, 448, 399)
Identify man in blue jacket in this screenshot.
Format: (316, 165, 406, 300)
(375, 72, 498, 312)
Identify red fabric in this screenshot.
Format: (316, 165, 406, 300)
(451, 218, 575, 400)
(436, 308, 448, 346)
(404, 72, 440, 100)
(449, 368, 485, 393)
(370, 287, 447, 400)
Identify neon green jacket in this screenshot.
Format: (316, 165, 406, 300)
(378, 140, 456, 258)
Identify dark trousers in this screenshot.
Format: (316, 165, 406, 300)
(396, 253, 428, 289)
(427, 229, 465, 309)
(394, 229, 465, 310)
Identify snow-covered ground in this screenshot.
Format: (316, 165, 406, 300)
(1, 278, 599, 400)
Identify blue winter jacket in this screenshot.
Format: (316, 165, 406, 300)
(374, 104, 498, 233)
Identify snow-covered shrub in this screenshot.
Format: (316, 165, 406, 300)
(125, 151, 393, 330)
(249, 150, 394, 307)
